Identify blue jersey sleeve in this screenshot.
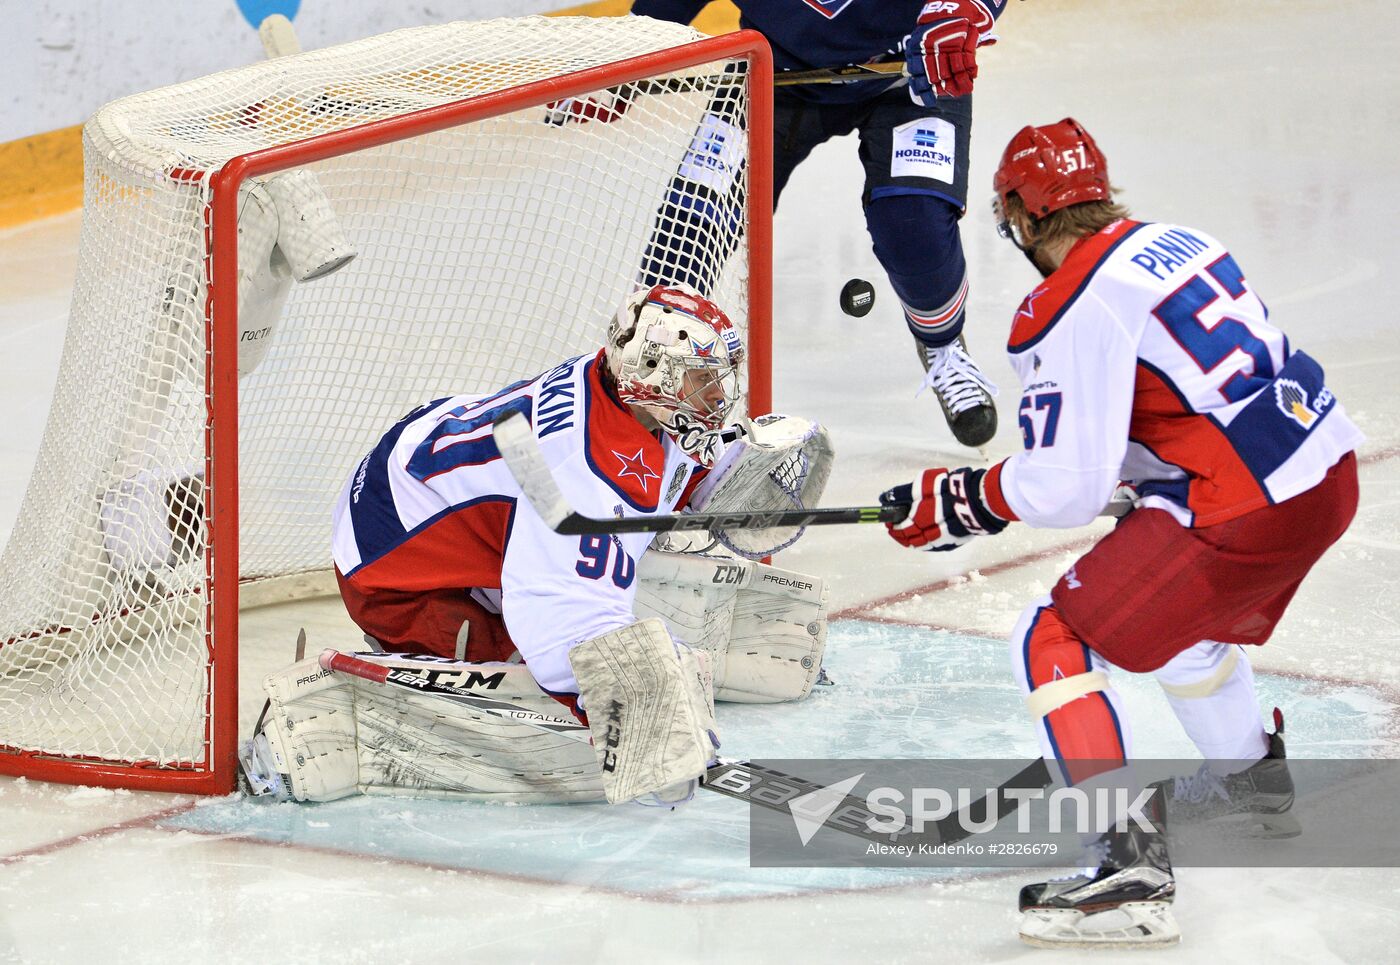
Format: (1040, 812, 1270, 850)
(631, 1, 709, 24)
(637, 1, 1007, 105)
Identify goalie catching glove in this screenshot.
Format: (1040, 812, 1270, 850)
(881, 465, 1012, 551)
(688, 413, 834, 559)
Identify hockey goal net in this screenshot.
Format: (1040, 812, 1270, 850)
(0, 16, 772, 793)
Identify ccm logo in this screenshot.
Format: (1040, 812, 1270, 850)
(601, 701, 623, 772)
(711, 564, 746, 585)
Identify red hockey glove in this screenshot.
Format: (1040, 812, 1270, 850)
(543, 90, 631, 126)
(902, 0, 998, 104)
(881, 466, 1010, 551)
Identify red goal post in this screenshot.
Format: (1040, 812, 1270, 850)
(0, 18, 772, 794)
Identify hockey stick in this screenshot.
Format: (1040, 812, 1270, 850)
(703, 757, 1051, 848)
(319, 648, 1048, 844)
(774, 61, 907, 87)
(595, 60, 905, 104)
(492, 410, 1134, 537)
(492, 409, 908, 535)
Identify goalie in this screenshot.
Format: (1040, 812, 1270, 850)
(241, 284, 833, 806)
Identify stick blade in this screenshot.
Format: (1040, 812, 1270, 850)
(493, 410, 571, 530)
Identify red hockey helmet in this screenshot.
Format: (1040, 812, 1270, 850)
(993, 117, 1110, 218)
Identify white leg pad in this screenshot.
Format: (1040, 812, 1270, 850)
(569, 618, 718, 805)
(634, 549, 827, 703)
(257, 653, 603, 803)
(258, 656, 360, 803)
(350, 656, 602, 802)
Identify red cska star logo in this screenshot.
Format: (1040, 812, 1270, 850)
(1017, 285, 1047, 323)
(613, 448, 660, 492)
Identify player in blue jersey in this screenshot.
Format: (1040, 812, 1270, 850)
(630, 0, 1007, 448)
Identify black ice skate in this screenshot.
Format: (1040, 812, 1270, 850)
(1017, 792, 1179, 948)
(1169, 707, 1300, 838)
(917, 335, 998, 448)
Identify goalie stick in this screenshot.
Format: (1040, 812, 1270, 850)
(318, 648, 1048, 846)
(492, 410, 1131, 537)
(493, 409, 907, 535)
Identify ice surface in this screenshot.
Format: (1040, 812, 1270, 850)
(165, 623, 1397, 901)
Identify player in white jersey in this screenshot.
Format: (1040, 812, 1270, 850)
(879, 118, 1362, 947)
(241, 284, 832, 808)
(331, 284, 742, 715)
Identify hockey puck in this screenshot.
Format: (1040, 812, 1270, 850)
(839, 278, 875, 317)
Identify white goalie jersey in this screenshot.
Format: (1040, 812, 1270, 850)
(331, 350, 707, 698)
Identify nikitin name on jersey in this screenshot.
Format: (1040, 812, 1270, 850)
(536, 360, 577, 438)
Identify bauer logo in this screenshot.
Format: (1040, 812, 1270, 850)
(601, 701, 623, 772)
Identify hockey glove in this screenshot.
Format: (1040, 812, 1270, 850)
(881, 466, 1009, 551)
(543, 90, 631, 126)
(902, 0, 998, 104)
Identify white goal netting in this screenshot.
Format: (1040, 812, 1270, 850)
(0, 16, 766, 788)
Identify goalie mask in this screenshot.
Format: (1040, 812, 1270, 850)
(607, 285, 744, 466)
